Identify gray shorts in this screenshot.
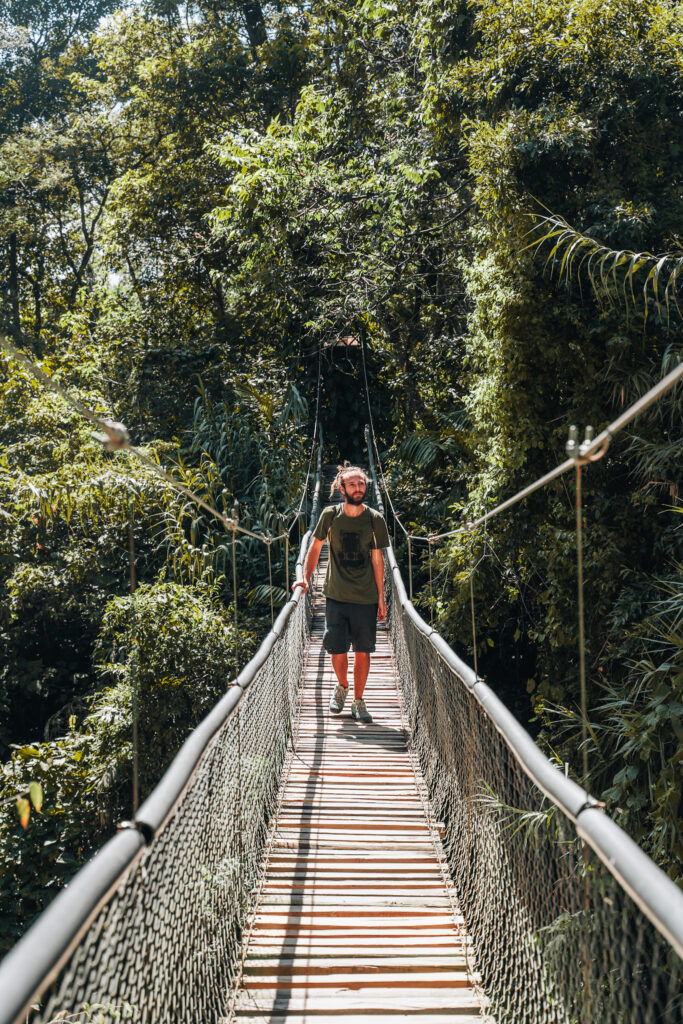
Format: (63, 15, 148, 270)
(323, 598, 378, 654)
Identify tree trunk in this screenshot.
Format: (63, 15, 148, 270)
(8, 232, 22, 343)
(240, 1, 267, 51)
(31, 253, 44, 357)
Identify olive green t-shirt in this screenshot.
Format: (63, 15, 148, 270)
(313, 504, 390, 604)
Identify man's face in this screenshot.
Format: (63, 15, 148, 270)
(341, 473, 367, 505)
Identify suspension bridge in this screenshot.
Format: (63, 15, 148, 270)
(0, 335, 682, 1024)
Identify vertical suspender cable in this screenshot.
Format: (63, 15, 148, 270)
(428, 538, 434, 627)
(232, 526, 239, 676)
(469, 567, 478, 680)
(360, 325, 374, 440)
(575, 462, 589, 791)
(285, 534, 290, 596)
(567, 425, 594, 1023)
(267, 540, 274, 625)
(576, 460, 593, 1021)
(128, 492, 139, 819)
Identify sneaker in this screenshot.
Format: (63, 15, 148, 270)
(329, 684, 348, 714)
(351, 698, 372, 723)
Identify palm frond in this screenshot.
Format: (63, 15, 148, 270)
(527, 212, 683, 325)
(399, 429, 463, 470)
(476, 781, 561, 846)
(247, 583, 288, 607)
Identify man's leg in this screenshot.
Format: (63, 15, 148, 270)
(331, 653, 349, 690)
(347, 605, 376, 722)
(353, 652, 370, 700)
(324, 601, 351, 714)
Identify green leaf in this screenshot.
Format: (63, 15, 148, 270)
(29, 782, 43, 812)
(16, 746, 41, 758)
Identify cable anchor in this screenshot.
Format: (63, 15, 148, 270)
(92, 419, 131, 451)
(566, 424, 594, 462)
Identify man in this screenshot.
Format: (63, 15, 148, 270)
(292, 463, 390, 723)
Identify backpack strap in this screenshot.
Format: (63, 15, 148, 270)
(323, 504, 344, 542)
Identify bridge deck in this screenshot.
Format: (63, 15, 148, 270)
(232, 587, 485, 1023)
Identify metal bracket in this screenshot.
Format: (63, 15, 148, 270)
(566, 424, 595, 461)
(92, 419, 130, 451)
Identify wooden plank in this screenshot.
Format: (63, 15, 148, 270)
(262, 887, 448, 896)
(233, 990, 485, 1014)
(228, 1014, 485, 1023)
(263, 867, 445, 876)
(266, 852, 442, 862)
(262, 873, 447, 881)
(243, 957, 469, 973)
(269, 842, 436, 852)
(253, 915, 460, 925)
(249, 928, 463, 938)
(242, 972, 472, 989)
(259, 896, 453, 908)
(245, 945, 469, 956)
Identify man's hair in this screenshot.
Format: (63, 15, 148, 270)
(329, 461, 371, 499)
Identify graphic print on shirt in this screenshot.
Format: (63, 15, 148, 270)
(339, 529, 365, 570)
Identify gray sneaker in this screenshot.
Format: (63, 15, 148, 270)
(351, 698, 372, 723)
(329, 684, 348, 714)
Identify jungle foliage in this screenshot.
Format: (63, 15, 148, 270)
(0, 0, 681, 952)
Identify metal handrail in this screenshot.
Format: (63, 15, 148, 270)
(366, 425, 683, 960)
(0, 429, 324, 1024)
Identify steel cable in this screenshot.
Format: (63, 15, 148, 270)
(366, 433, 683, 1024)
(363, 360, 682, 544)
(0, 334, 322, 548)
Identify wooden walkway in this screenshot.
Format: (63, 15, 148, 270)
(232, 583, 484, 1023)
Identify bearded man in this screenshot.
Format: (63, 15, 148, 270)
(292, 462, 390, 722)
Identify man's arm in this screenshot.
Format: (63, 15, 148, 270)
(371, 548, 387, 621)
(292, 537, 323, 593)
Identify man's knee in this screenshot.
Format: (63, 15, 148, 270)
(323, 628, 350, 655)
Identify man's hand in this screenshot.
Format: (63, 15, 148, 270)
(377, 597, 387, 622)
(295, 538, 322, 597)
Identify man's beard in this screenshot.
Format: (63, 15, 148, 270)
(343, 491, 366, 505)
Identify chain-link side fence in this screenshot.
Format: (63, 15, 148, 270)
(0, 443, 323, 1024)
(30, 587, 311, 1024)
(387, 590, 682, 1023)
(365, 426, 683, 1024)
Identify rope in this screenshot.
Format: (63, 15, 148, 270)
(428, 538, 434, 626)
(360, 330, 411, 539)
(0, 333, 316, 549)
(232, 526, 239, 675)
(469, 566, 478, 680)
(285, 344, 323, 538)
(574, 462, 589, 790)
(429, 362, 682, 541)
(285, 534, 290, 595)
(128, 491, 139, 819)
(267, 541, 274, 625)
(364, 360, 682, 544)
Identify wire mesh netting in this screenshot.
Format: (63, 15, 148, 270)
(385, 560, 682, 1024)
(30, 589, 312, 1024)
